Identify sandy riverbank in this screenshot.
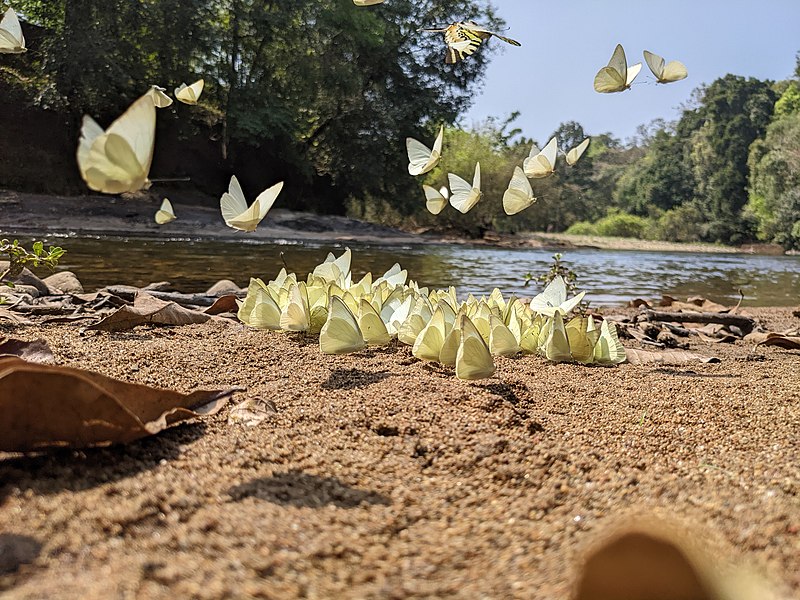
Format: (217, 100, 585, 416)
(0, 306, 798, 598)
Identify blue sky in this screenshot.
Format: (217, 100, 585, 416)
(463, 0, 800, 145)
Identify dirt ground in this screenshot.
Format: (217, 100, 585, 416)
(0, 306, 798, 599)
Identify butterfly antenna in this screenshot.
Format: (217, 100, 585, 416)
(279, 251, 290, 272)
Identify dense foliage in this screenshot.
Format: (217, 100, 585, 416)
(12, 0, 504, 212)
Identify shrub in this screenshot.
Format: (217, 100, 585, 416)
(594, 212, 651, 238)
(564, 221, 598, 235)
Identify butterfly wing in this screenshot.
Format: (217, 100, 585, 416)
(566, 138, 591, 166)
(253, 181, 285, 221)
(661, 60, 688, 83)
(406, 137, 434, 176)
(105, 93, 156, 178)
(353, 0, 385, 5)
(625, 62, 642, 87)
(0, 8, 25, 53)
(423, 185, 448, 215)
(594, 44, 627, 93)
(76, 116, 105, 177)
(148, 85, 173, 108)
(643, 50, 665, 79)
(455, 315, 496, 380)
(320, 296, 365, 355)
(503, 166, 535, 215)
(154, 198, 176, 224)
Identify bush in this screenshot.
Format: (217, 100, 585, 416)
(564, 221, 598, 235)
(652, 204, 706, 242)
(594, 212, 652, 238)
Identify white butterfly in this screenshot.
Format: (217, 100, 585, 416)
(175, 79, 204, 105)
(528, 275, 586, 317)
(566, 138, 590, 166)
(448, 162, 482, 213)
(154, 198, 176, 224)
(594, 44, 641, 93)
(422, 185, 449, 215)
(0, 8, 25, 54)
(147, 85, 173, 108)
(523, 137, 558, 179)
(502, 166, 536, 215)
(220, 175, 284, 232)
(76, 93, 156, 194)
(406, 125, 443, 176)
(643, 50, 688, 84)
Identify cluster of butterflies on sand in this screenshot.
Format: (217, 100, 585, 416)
(407, 125, 591, 216)
(237, 248, 627, 381)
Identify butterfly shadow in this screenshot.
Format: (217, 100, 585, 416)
(227, 470, 391, 509)
(320, 368, 391, 391)
(650, 368, 734, 379)
(0, 533, 42, 578)
(0, 422, 207, 502)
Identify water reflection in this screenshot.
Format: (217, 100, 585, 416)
(33, 235, 800, 306)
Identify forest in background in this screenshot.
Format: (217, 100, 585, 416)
(2, 1, 800, 249)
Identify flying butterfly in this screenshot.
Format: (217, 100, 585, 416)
(0, 7, 25, 53)
(154, 198, 176, 224)
(523, 137, 558, 179)
(406, 125, 443, 176)
(593, 44, 642, 93)
(352, 0, 384, 4)
(643, 50, 688, 84)
(76, 92, 156, 194)
(502, 166, 536, 215)
(147, 85, 173, 109)
(175, 79, 204, 105)
(448, 162, 482, 214)
(566, 138, 591, 166)
(422, 185, 449, 215)
(419, 21, 520, 64)
(220, 175, 284, 232)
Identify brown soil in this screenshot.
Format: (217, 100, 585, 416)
(1, 308, 799, 599)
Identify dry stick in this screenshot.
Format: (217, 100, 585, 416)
(641, 310, 756, 334)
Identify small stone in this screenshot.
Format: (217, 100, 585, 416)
(43, 271, 84, 294)
(0, 262, 50, 296)
(206, 279, 243, 296)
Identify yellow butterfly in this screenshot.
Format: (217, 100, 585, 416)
(174, 79, 204, 105)
(448, 162, 482, 213)
(420, 21, 520, 64)
(594, 44, 642, 93)
(423, 184, 449, 215)
(544, 312, 572, 363)
(147, 85, 173, 108)
(503, 166, 536, 215)
(154, 198, 176, 224)
(594, 319, 627, 365)
(412, 305, 452, 362)
(77, 93, 155, 194)
(523, 137, 558, 179)
(643, 50, 688, 84)
(407, 125, 443, 176)
(220, 175, 284, 232)
(0, 8, 25, 54)
(357, 299, 391, 346)
(320, 296, 366, 355)
(489, 314, 520, 357)
(455, 314, 496, 380)
(280, 282, 310, 332)
(566, 138, 591, 166)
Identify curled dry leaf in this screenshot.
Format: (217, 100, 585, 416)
(624, 348, 721, 365)
(0, 338, 54, 363)
(228, 397, 278, 427)
(204, 294, 240, 315)
(0, 307, 32, 325)
(573, 518, 781, 600)
(744, 332, 800, 350)
(0, 356, 237, 451)
(86, 292, 212, 332)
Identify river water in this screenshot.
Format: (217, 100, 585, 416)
(36, 235, 800, 307)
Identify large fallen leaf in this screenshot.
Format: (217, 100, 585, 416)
(0, 338, 54, 363)
(0, 356, 236, 451)
(574, 519, 779, 600)
(86, 292, 212, 332)
(744, 332, 800, 350)
(0, 307, 32, 325)
(625, 348, 720, 365)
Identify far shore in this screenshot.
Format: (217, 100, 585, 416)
(0, 189, 779, 255)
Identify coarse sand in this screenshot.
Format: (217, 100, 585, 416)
(1, 307, 799, 599)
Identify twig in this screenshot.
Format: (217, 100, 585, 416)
(641, 310, 756, 334)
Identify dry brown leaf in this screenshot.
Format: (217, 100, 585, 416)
(86, 292, 212, 332)
(744, 332, 800, 350)
(573, 519, 779, 600)
(0, 307, 32, 325)
(0, 356, 237, 451)
(628, 298, 652, 309)
(0, 338, 54, 363)
(204, 294, 240, 315)
(228, 397, 278, 427)
(625, 348, 721, 365)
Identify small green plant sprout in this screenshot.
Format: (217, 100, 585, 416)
(523, 253, 579, 294)
(0, 239, 66, 291)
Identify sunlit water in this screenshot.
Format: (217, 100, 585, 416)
(30, 235, 800, 307)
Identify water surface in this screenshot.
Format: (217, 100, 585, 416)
(35, 235, 800, 306)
